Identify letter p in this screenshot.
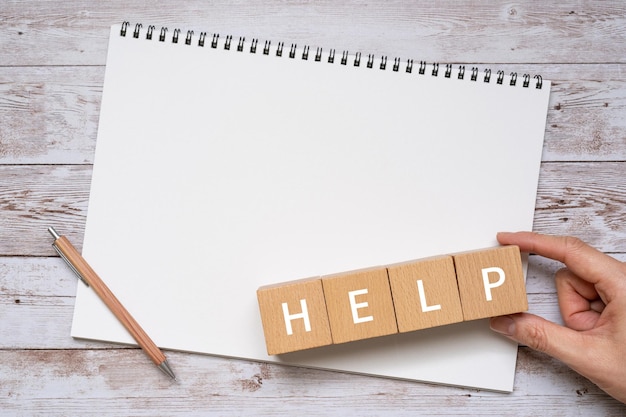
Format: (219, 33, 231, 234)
(481, 267, 505, 301)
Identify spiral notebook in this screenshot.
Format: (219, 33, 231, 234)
(72, 22, 551, 391)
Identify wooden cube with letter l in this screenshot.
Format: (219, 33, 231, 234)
(256, 277, 333, 355)
(453, 245, 528, 321)
(387, 255, 464, 332)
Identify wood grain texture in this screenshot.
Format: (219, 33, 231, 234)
(1, 0, 626, 414)
(3, 254, 625, 348)
(0, 66, 103, 164)
(2, 65, 626, 164)
(322, 268, 398, 344)
(2, 1, 626, 66)
(1, 349, 625, 416)
(257, 278, 333, 355)
(388, 256, 464, 332)
(1, 64, 625, 165)
(454, 246, 528, 321)
(1, 163, 623, 256)
(0, 165, 90, 256)
(1, 255, 625, 414)
(533, 162, 626, 252)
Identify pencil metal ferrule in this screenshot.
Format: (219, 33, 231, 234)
(49, 227, 90, 287)
(52, 245, 90, 287)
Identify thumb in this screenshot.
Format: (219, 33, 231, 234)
(490, 313, 591, 369)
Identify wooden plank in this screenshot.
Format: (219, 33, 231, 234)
(0, 290, 567, 350)
(0, 256, 78, 297)
(7, 256, 575, 303)
(0, 165, 90, 256)
(0, 294, 97, 349)
(1, 163, 623, 256)
(0, 66, 102, 164)
(0, 348, 624, 416)
(0, 257, 114, 348)
(0, 292, 574, 355)
(1, 1, 626, 66)
(533, 162, 626, 252)
(0, 246, 622, 409)
(2, 64, 625, 165)
(540, 66, 626, 162)
(1, 0, 624, 414)
(4, 255, 626, 350)
(0, 255, 141, 350)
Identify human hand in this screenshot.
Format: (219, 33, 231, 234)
(489, 231, 626, 404)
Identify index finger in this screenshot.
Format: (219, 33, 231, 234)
(497, 232, 626, 296)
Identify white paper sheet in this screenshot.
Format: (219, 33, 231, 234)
(72, 24, 550, 391)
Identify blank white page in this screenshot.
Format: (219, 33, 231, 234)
(72, 24, 550, 391)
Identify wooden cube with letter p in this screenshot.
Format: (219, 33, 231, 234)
(257, 278, 333, 355)
(453, 245, 528, 321)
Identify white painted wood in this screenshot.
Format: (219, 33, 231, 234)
(1, 163, 623, 256)
(1, 0, 625, 414)
(1, 1, 626, 66)
(533, 162, 626, 251)
(1, 65, 625, 165)
(1, 348, 625, 416)
(0, 349, 625, 416)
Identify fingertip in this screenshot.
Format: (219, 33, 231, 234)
(496, 231, 530, 246)
(496, 231, 513, 244)
(496, 231, 548, 255)
(490, 315, 516, 336)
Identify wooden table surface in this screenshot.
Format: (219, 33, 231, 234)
(1, 1, 625, 415)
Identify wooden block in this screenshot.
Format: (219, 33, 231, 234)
(453, 245, 528, 321)
(387, 256, 463, 332)
(321, 267, 397, 344)
(257, 278, 332, 355)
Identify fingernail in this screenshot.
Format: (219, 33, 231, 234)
(496, 232, 511, 243)
(490, 316, 516, 336)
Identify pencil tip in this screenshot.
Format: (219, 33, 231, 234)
(48, 227, 60, 240)
(158, 360, 176, 380)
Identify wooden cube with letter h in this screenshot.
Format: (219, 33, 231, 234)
(453, 245, 527, 321)
(257, 278, 333, 355)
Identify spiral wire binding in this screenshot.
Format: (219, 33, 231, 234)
(119, 21, 544, 89)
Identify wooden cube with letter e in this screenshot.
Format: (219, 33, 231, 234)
(321, 267, 398, 344)
(256, 278, 332, 355)
(453, 245, 528, 321)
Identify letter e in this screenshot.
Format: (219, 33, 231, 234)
(348, 289, 374, 324)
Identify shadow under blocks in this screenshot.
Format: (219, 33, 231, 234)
(257, 245, 527, 355)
